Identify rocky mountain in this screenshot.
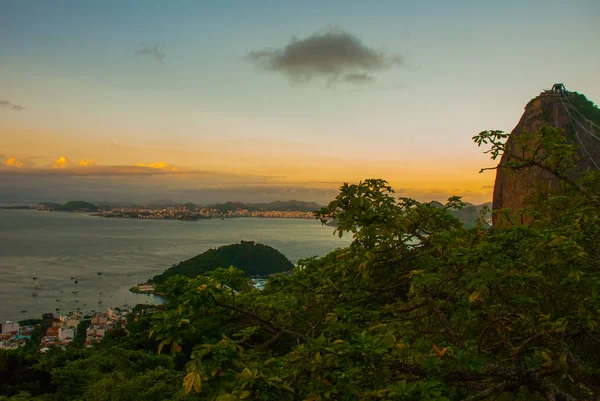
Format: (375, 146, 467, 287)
(492, 85, 600, 227)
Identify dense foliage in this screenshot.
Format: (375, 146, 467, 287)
(568, 93, 600, 133)
(2, 126, 599, 400)
(147, 126, 600, 400)
(150, 241, 294, 284)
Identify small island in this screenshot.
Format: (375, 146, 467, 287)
(131, 241, 294, 293)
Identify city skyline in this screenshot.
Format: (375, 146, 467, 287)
(2, 0, 599, 205)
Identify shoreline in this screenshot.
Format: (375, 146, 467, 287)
(129, 283, 164, 296)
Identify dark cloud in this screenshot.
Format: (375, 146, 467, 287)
(135, 43, 165, 63)
(0, 100, 24, 111)
(247, 27, 403, 85)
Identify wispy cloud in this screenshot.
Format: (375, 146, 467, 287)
(0, 100, 25, 111)
(136, 162, 180, 171)
(247, 26, 404, 86)
(135, 43, 165, 63)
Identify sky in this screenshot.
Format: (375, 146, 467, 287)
(1, 0, 599, 205)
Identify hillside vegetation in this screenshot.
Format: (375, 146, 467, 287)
(2, 126, 600, 401)
(150, 241, 294, 284)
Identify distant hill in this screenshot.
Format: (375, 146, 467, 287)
(150, 241, 294, 284)
(63, 201, 98, 211)
(38, 201, 98, 212)
(207, 200, 322, 213)
(430, 201, 491, 227)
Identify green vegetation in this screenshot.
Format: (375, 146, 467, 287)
(2, 126, 600, 400)
(150, 241, 295, 284)
(568, 92, 600, 135)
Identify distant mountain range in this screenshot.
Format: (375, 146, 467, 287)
(89, 199, 323, 212)
(324, 201, 492, 228)
(38, 201, 99, 212)
(206, 200, 323, 213)
(430, 201, 492, 227)
(20, 199, 492, 226)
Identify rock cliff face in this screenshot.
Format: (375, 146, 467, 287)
(493, 89, 600, 227)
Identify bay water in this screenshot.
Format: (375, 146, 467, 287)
(0, 210, 350, 321)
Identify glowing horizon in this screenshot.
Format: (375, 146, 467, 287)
(1, 1, 599, 205)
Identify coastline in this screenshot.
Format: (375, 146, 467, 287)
(129, 283, 164, 297)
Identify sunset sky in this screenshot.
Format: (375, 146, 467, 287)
(1, 0, 599, 205)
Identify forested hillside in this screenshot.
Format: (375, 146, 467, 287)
(2, 125, 600, 401)
(150, 241, 294, 284)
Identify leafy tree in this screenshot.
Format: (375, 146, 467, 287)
(147, 125, 599, 400)
(3, 125, 599, 401)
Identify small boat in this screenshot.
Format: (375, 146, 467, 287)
(60, 290, 63, 294)
(98, 300, 103, 304)
(55, 308, 60, 311)
(56, 298, 60, 302)
(74, 280, 78, 284)
(32, 276, 38, 280)
(98, 292, 102, 296)
(91, 309, 96, 313)
(97, 272, 103, 276)
(74, 299, 79, 303)
(21, 310, 27, 313)
(70, 277, 74, 280)
(76, 307, 81, 311)
(32, 292, 38, 297)
(72, 289, 78, 293)
(83, 303, 87, 306)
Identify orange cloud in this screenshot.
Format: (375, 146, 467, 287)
(136, 162, 180, 171)
(3, 157, 35, 168)
(79, 159, 96, 167)
(52, 156, 71, 169)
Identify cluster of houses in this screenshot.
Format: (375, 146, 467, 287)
(1, 306, 133, 352)
(0, 321, 34, 350)
(84, 307, 129, 346)
(39, 311, 83, 351)
(93, 205, 315, 220)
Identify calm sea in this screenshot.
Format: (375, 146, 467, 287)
(0, 210, 350, 321)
